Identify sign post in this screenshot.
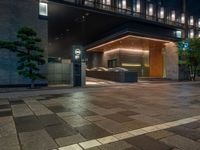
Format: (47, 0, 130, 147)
(72, 45, 86, 87)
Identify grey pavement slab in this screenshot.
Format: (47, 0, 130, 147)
(0, 134, 20, 150)
(161, 135, 200, 150)
(19, 129, 58, 150)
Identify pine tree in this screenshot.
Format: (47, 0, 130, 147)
(0, 27, 46, 88)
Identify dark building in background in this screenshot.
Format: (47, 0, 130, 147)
(0, 0, 200, 86)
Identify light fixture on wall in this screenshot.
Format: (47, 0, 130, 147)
(39, 1, 48, 16)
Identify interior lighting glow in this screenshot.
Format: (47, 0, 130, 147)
(122, 63, 142, 67)
(87, 35, 171, 52)
(122, 0, 127, 9)
(181, 13, 185, 24)
(149, 4, 153, 16)
(39, 2, 48, 16)
(189, 16, 194, 26)
(103, 48, 149, 54)
(160, 7, 164, 19)
(136, 0, 141, 13)
(171, 10, 176, 21)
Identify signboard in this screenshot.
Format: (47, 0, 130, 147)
(72, 46, 85, 87)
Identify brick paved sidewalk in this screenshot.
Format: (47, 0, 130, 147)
(0, 83, 200, 150)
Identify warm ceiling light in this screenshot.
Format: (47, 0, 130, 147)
(87, 35, 171, 51)
(104, 48, 149, 54)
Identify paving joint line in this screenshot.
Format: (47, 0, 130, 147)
(57, 115, 200, 150)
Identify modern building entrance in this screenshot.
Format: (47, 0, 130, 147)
(87, 35, 172, 78)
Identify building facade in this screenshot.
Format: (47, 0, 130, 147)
(0, 0, 200, 86)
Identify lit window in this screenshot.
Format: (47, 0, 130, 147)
(103, 0, 111, 5)
(171, 10, 176, 21)
(189, 16, 194, 26)
(136, 0, 140, 13)
(148, 4, 153, 16)
(181, 13, 185, 24)
(122, 0, 126, 9)
(159, 7, 164, 19)
(175, 31, 182, 38)
(198, 19, 200, 28)
(39, 2, 48, 16)
(189, 29, 194, 38)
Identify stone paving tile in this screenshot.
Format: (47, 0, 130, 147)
(11, 104, 33, 117)
(161, 135, 200, 150)
(48, 105, 70, 113)
(25, 100, 53, 116)
(104, 113, 133, 123)
(97, 136, 118, 144)
(98, 141, 133, 150)
(87, 147, 101, 150)
(84, 115, 106, 122)
(19, 129, 58, 150)
(125, 135, 172, 150)
(59, 144, 83, 150)
(76, 110, 97, 117)
(38, 114, 64, 127)
(0, 108, 12, 117)
(14, 115, 43, 132)
(79, 139, 101, 149)
(76, 124, 111, 140)
(167, 126, 200, 140)
(9, 100, 25, 105)
(121, 120, 149, 130)
(146, 130, 174, 140)
(130, 114, 165, 125)
(57, 111, 77, 118)
(55, 134, 86, 147)
(94, 119, 127, 134)
(61, 115, 92, 128)
(181, 121, 200, 129)
(45, 123, 78, 139)
(0, 116, 16, 137)
(118, 111, 139, 116)
(0, 134, 20, 150)
(0, 104, 10, 109)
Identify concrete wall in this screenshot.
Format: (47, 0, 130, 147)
(0, 0, 48, 86)
(164, 42, 179, 80)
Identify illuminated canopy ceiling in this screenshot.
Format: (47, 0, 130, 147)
(87, 35, 171, 52)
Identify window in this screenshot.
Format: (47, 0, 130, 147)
(39, 2, 48, 16)
(108, 59, 117, 68)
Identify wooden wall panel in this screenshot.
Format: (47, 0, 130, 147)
(149, 46, 163, 77)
